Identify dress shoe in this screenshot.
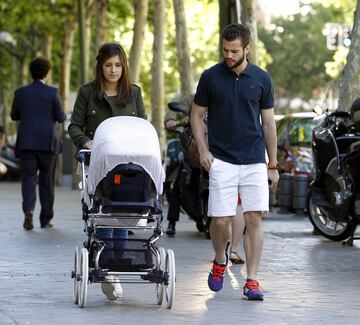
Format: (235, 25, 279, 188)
(41, 222, 53, 229)
(23, 213, 33, 230)
(165, 222, 176, 236)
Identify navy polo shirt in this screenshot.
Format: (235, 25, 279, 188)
(193, 61, 275, 165)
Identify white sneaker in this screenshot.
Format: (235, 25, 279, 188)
(101, 275, 123, 301)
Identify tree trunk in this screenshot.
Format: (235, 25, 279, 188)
(338, 2, 360, 111)
(85, 0, 96, 80)
(78, 0, 87, 85)
(19, 57, 28, 86)
(129, 0, 149, 83)
(172, 0, 194, 101)
(43, 35, 53, 84)
(59, 23, 77, 115)
(85, 8, 92, 81)
(95, 0, 109, 54)
(0, 89, 5, 132)
(151, 0, 165, 151)
(59, 18, 77, 187)
(240, 0, 258, 64)
(219, 0, 232, 58)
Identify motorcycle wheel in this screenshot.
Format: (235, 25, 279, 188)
(308, 196, 356, 241)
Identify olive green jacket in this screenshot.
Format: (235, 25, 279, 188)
(68, 80, 145, 149)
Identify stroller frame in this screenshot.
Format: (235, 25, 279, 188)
(72, 150, 175, 309)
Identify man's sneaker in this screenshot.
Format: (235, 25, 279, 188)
(243, 279, 264, 301)
(208, 260, 227, 292)
(101, 275, 123, 301)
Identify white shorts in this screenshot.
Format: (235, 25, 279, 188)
(208, 158, 269, 217)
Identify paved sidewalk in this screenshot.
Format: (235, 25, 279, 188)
(0, 182, 360, 325)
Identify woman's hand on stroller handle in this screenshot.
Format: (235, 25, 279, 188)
(84, 140, 93, 150)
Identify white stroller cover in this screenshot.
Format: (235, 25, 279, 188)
(84, 116, 165, 207)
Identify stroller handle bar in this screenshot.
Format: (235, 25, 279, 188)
(77, 149, 91, 194)
(77, 149, 91, 163)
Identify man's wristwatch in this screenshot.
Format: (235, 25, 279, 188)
(267, 162, 279, 170)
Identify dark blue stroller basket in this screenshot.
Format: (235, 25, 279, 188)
(93, 163, 160, 271)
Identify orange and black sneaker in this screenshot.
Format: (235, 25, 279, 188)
(243, 279, 264, 301)
(208, 260, 227, 292)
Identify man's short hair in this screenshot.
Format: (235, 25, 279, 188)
(222, 23, 251, 48)
(29, 57, 51, 80)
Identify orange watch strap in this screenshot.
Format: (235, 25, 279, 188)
(267, 162, 279, 169)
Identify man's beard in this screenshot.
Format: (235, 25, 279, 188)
(225, 53, 245, 69)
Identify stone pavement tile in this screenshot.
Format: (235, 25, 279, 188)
(1, 182, 360, 324)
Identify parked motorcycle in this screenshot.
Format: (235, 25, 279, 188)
(308, 105, 360, 245)
(164, 102, 211, 238)
(0, 144, 21, 180)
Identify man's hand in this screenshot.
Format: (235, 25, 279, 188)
(199, 149, 214, 172)
(165, 119, 177, 130)
(267, 169, 279, 190)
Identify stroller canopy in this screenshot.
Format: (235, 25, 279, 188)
(87, 117, 165, 198)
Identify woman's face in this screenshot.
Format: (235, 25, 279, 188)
(102, 55, 122, 84)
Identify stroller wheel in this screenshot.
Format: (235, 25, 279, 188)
(156, 247, 166, 305)
(73, 247, 81, 304)
(78, 248, 89, 308)
(165, 249, 175, 309)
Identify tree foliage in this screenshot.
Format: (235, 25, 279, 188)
(258, 1, 355, 100)
(338, 0, 360, 110)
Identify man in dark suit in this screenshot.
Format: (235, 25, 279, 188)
(11, 57, 65, 230)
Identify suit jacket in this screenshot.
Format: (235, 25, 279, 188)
(11, 80, 65, 156)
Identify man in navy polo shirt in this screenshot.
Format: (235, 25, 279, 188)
(191, 23, 279, 301)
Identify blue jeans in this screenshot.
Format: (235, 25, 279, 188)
(96, 228, 128, 262)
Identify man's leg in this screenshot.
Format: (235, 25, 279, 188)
(210, 216, 231, 263)
(38, 152, 56, 227)
(243, 211, 263, 279)
(207, 216, 232, 292)
(166, 174, 181, 236)
(229, 204, 245, 264)
(239, 163, 268, 300)
(207, 158, 238, 292)
(20, 151, 38, 230)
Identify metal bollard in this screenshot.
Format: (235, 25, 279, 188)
(292, 174, 309, 214)
(277, 173, 293, 212)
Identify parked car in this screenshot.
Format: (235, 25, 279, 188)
(276, 112, 316, 178)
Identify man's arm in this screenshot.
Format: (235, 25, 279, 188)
(261, 108, 279, 189)
(10, 90, 20, 121)
(53, 90, 65, 123)
(190, 102, 212, 171)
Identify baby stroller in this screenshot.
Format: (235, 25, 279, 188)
(71, 116, 175, 309)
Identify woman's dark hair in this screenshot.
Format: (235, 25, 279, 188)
(95, 43, 132, 107)
(222, 23, 251, 48)
(29, 57, 51, 80)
